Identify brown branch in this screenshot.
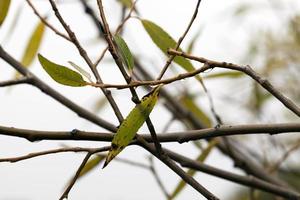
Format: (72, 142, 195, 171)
(134, 60, 291, 187)
(94, 0, 138, 67)
(48, 0, 124, 123)
(0, 77, 32, 87)
(26, 0, 71, 41)
(0, 146, 110, 163)
(137, 136, 219, 200)
(165, 149, 300, 200)
(0, 45, 117, 132)
(87, 63, 210, 89)
(97, 0, 163, 155)
(157, 0, 202, 80)
(1, 123, 299, 143)
(59, 152, 92, 200)
(168, 49, 300, 117)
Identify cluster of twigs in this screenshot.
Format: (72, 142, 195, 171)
(0, 0, 300, 199)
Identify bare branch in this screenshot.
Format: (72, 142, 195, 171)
(97, 0, 163, 155)
(168, 49, 300, 117)
(1, 123, 299, 143)
(0, 77, 32, 87)
(26, 0, 71, 41)
(59, 152, 92, 200)
(157, 0, 202, 80)
(165, 149, 300, 200)
(137, 136, 220, 200)
(0, 146, 110, 163)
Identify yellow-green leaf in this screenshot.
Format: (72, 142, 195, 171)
(38, 54, 88, 87)
(181, 94, 212, 127)
(21, 21, 46, 67)
(79, 155, 105, 178)
(141, 19, 202, 83)
(114, 34, 134, 73)
(118, 0, 133, 8)
(103, 85, 163, 168)
(204, 71, 244, 79)
(0, 0, 11, 26)
(169, 139, 218, 200)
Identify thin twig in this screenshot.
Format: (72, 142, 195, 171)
(78, 0, 104, 36)
(26, 0, 71, 41)
(0, 77, 32, 87)
(87, 63, 211, 89)
(156, 0, 202, 80)
(168, 49, 300, 117)
(94, 0, 138, 67)
(59, 152, 92, 200)
(137, 136, 219, 200)
(269, 139, 300, 173)
(0, 146, 110, 163)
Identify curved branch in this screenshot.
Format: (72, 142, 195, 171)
(168, 49, 300, 117)
(0, 146, 110, 163)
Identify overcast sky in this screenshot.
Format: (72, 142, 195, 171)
(1, 0, 299, 199)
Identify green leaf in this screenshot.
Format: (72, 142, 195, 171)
(0, 0, 11, 26)
(181, 94, 212, 127)
(169, 139, 218, 200)
(118, 0, 133, 8)
(204, 71, 244, 79)
(38, 54, 88, 87)
(21, 21, 46, 67)
(113, 34, 134, 73)
(68, 61, 92, 82)
(103, 85, 163, 168)
(141, 19, 202, 83)
(79, 155, 105, 178)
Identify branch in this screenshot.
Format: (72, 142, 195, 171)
(97, 0, 163, 155)
(87, 63, 210, 89)
(59, 152, 92, 200)
(134, 60, 291, 187)
(0, 45, 117, 132)
(168, 49, 300, 117)
(0, 77, 32, 87)
(78, 0, 104, 37)
(48, 0, 124, 123)
(93, 0, 138, 67)
(1, 123, 299, 143)
(156, 0, 202, 80)
(137, 136, 219, 200)
(26, 0, 71, 41)
(165, 149, 300, 200)
(0, 146, 110, 163)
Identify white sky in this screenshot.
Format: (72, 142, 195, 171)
(0, 0, 299, 199)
